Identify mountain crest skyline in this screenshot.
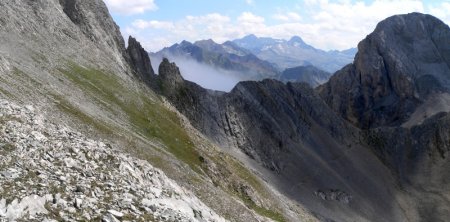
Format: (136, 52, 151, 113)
(155, 34, 356, 53)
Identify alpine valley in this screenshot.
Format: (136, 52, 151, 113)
(0, 1, 449, 222)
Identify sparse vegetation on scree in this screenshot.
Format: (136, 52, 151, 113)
(55, 62, 286, 221)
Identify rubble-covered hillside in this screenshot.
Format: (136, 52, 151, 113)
(0, 99, 226, 221)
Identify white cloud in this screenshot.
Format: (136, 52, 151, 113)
(428, 2, 450, 26)
(127, 13, 237, 51)
(297, 0, 425, 49)
(245, 0, 255, 6)
(104, 0, 157, 15)
(126, 0, 450, 52)
(304, 0, 319, 6)
(273, 12, 302, 22)
(186, 13, 231, 24)
(237, 12, 265, 24)
(132, 19, 174, 29)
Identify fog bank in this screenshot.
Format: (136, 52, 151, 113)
(150, 56, 242, 92)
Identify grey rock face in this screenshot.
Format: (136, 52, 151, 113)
(158, 58, 185, 92)
(58, 0, 129, 64)
(363, 111, 450, 221)
(314, 189, 352, 204)
(319, 13, 450, 128)
(127, 36, 156, 83)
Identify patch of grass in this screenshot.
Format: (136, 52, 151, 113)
(0, 86, 13, 99)
(0, 115, 22, 125)
(53, 94, 115, 136)
(242, 196, 286, 222)
(206, 153, 286, 222)
(13, 67, 43, 88)
(234, 183, 286, 222)
(226, 158, 268, 199)
(57, 62, 202, 171)
(30, 51, 49, 65)
(0, 143, 16, 154)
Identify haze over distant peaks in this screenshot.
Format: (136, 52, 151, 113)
(150, 38, 280, 91)
(151, 35, 353, 90)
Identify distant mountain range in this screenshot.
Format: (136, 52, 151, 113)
(151, 35, 356, 89)
(233, 34, 356, 73)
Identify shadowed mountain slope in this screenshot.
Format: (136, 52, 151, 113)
(157, 59, 409, 222)
(156, 13, 450, 222)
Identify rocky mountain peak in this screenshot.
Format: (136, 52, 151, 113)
(288, 36, 305, 44)
(179, 40, 193, 46)
(194, 39, 222, 52)
(195, 39, 216, 45)
(288, 36, 315, 50)
(356, 12, 450, 96)
(158, 58, 185, 88)
(127, 36, 155, 83)
(319, 12, 450, 128)
(242, 34, 258, 40)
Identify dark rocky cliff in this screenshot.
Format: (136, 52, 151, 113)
(315, 15, 450, 220)
(318, 13, 450, 129)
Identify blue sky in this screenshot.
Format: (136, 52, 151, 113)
(104, 0, 450, 52)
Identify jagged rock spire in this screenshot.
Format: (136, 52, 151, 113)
(158, 58, 184, 86)
(127, 36, 156, 83)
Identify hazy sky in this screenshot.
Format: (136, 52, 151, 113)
(104, 0, 450, 52)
